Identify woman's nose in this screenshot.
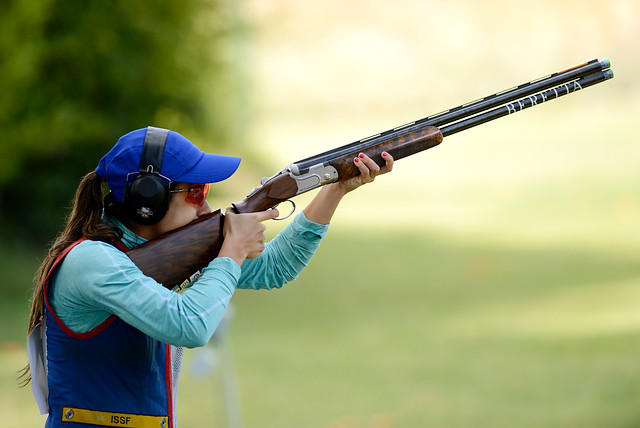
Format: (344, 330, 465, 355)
(197, 200, 213, 217)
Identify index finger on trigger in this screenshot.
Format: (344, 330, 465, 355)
(255, 208, 280, 222)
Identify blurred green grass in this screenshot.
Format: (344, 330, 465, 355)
(220, 226, 640, 428)
(0, 244, 41, 344)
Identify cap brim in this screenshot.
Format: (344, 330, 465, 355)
(175, 153, 241, 184)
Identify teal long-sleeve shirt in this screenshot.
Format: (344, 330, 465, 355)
(48, 212, 328, 348)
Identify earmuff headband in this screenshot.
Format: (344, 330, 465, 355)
(139, 126, 169, 173)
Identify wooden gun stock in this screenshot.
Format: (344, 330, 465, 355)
(125, 59, 613, 289)
(126, 209, 224, 289)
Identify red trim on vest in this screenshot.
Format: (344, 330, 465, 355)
(165, 344, 174, 428)
(43, 237, 120, 340)
(113, 239, 128, 252)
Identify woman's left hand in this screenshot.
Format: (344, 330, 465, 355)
(303, 151, 394, 225)
(336, 151, 394, 194)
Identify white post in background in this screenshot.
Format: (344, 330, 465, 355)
(190, 305, 243, 428)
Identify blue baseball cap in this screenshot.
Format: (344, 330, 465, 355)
(96, 128, 241, 202)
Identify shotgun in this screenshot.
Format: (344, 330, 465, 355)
(127, 59, 614, 289)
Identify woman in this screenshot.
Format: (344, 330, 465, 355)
(23, 126, 393, 427)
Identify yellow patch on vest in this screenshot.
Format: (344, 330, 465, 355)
(62, 407, 168, 427)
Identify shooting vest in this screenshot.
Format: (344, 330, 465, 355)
(40, 238, 181, 428)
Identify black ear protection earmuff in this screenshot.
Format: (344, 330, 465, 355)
(123, 126, 171, 225)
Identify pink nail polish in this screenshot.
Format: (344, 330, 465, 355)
(354, 157, 360, 163)
(382, 152, 388, 157)
(359, 153, 365, 159)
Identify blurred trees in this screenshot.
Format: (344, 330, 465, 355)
(0, 0, 243, 244)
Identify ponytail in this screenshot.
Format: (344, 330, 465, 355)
(20, 171, 122, 385)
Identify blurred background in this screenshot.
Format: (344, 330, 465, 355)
(1, 0, 639, 427)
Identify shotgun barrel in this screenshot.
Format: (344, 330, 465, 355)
(291, 59, 611, 173)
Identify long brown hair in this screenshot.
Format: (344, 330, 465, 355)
(20, 171, 123, 385)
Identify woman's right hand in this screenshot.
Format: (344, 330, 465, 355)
(219, 208, 280, 266)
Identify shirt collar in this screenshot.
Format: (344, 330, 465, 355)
(103, 214, 147, 249)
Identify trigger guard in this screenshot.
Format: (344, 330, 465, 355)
(272, 200, 296, 221)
